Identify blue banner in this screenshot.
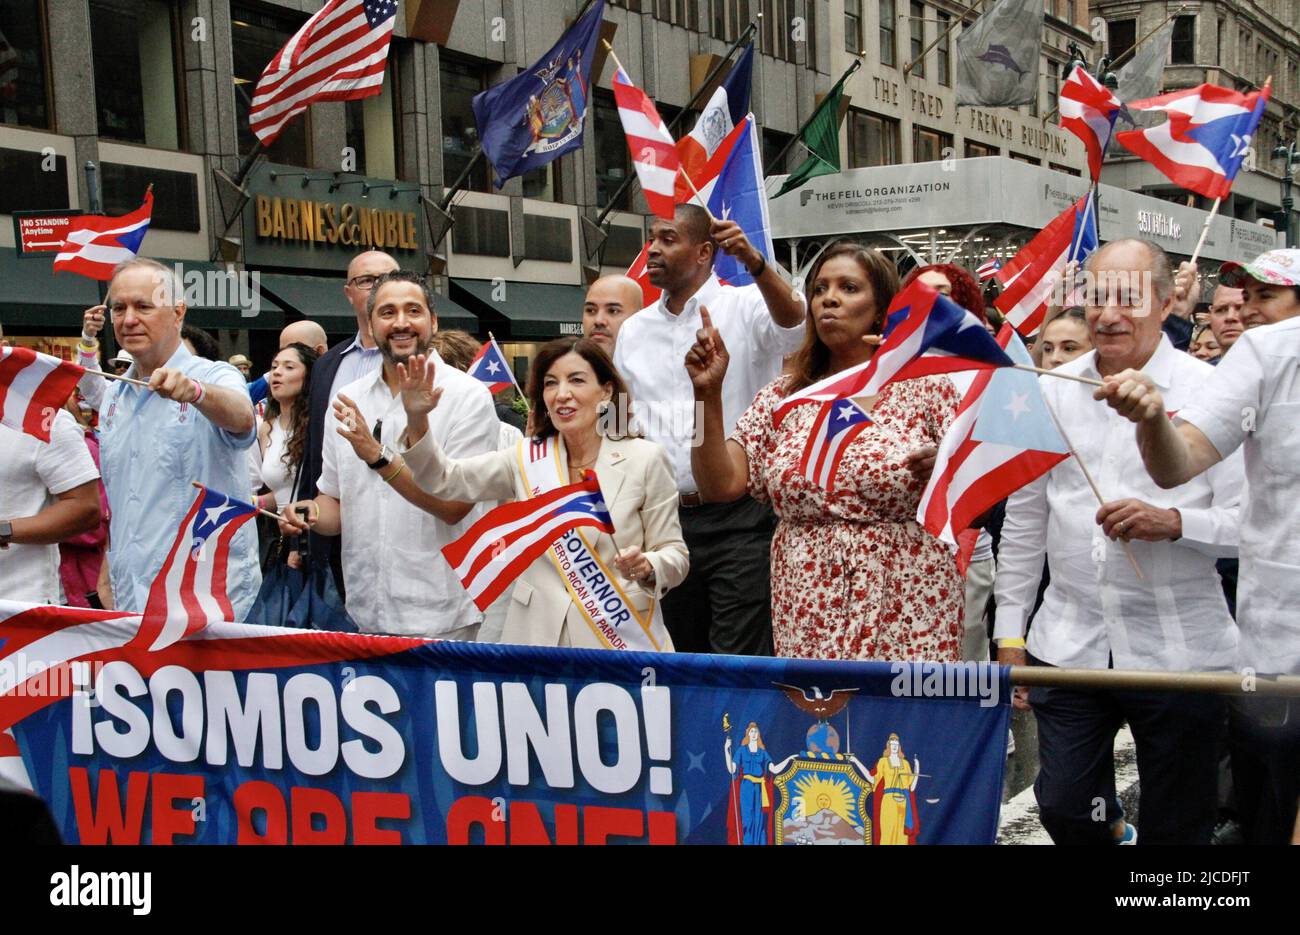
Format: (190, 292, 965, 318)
(2, 604, 1009, 844)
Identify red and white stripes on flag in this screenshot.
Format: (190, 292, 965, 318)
(135, 486, 258, 652)
(1059, 65, 1121, 182)
(249, 0, 398, 145)
(442, 472, 615, 612)
(52, 191, 153, 281)
(797, 399, 873, 493)
(0, 346, 85, 442)
(611, 65, 680, 219)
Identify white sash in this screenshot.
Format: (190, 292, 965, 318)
(516, 437, 666, 652)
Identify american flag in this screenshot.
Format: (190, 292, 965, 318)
(135, 486, 259, 652)
(249, 0, 397, 145)
(1059, 65, 1121, 182)
(467, 337, 514, 394)
(442, 472, 615, 612)
(52, 191, 153, 281)
(611, 64, 680, 219)
(797, 398, 872, 493)
(774, 282, 1013, 427)
(994, 192, 1097, 337)
(0, 345, 85, 443)
(918, 324, 1068, 558)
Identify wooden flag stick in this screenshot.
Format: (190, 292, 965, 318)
(1040, 398, 1145, 580)
(191, 481, 282, 522)
(487, 331, 530, 411)
(87, 368, 149, 387)
(1011, 363, 1105, 388)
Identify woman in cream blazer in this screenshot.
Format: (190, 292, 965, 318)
(398, 337, 688, 651)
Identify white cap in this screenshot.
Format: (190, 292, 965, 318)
(108, 348, 133, 366)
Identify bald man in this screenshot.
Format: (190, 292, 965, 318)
(584, 275, 642, 355)
(279, 319, 328, 355)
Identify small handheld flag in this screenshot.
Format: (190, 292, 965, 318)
(52, 191, 153, 281)
(442, 472, 615, 612)
(797, 398, 873, 493)
(994, 193, 1097, 337)
(0, 345, 85, 442)
(976, 258, 1002, 281)
(1059, 65, 1121, 182)
(467, 337, 514, 395)
(136, 486, 259, 651)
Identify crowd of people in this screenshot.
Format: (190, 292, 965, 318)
(1, 207, 1297, 844)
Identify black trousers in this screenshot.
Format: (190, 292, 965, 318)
(1229, 696, 1300, 845)
(660, 495, 775, 656)
(1029, 656, 1225, 845)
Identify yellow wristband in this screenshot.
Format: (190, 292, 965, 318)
(381, 459, 406, 484)
(998, 637, 1026, 649)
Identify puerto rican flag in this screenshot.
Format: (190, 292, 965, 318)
(994, 191, 1097, 337)
(705, 115, 773, 288)
(612, 64, 680, 220)
(1059, 65, 1121, 182)
(135, 486, 259, 652)
(798, 398, 873, 493)
(976, 258, 1002, 281)
(1116, 82, 1270, 200)
(52, 190, 153, 281)
(0, 345, 85, 442)
(774, 281, 1014, 427)
(443, 472, 615, 612)
(918, 324, 1069, 558)
(467, 337, 513, 394)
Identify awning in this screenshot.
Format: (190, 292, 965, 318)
(258, 272, 479, 334)
(171, 260, 285, 331)
(0, 252, 103, 327)
(451, 278, 584, 340)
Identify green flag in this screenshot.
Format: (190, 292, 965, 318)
(774, 70, 853, 198)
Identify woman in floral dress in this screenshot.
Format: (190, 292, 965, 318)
(687, 241, 964, 661)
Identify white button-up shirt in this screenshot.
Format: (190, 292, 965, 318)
(993, 336, 1244, 672)
(329, 331, 383, 402)
(1178, 317, 1300, 676)
(317, 351, 498, 637)
(613, 273, 806, 492)
(0, 412, 100, 604)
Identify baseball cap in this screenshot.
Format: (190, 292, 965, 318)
(1218, 248, 1300, 289)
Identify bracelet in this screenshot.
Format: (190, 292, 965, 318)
(77, 338, 99, 354)
(190, 379, 205, 405)
(998, 637, 1027, 649)
(381, 458, 406, 484)
(747, 255, 766, 278)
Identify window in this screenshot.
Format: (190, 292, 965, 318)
(1010, 152, 1040, 165)
(653, 0, 695, 27)
(909, 2, 924, 78)
(1046, 60, 1058, 116)
(1238, 30, 1250, 74)
(712, 0, 750, 42)
(1171, 16, 1195, 65)
(880, 0, 896, 68)
(1216, 18, 1224, 65)
(845, 0, 863, 54)
(1063, 0, 1074, 26)
(763, 0, 798, 64)
(90, 0, 183, 149)
(595, 89, 630, 210)
(965, 140, 998, 158)
(232, 4, 311, 166)
(1049, 162, 1081, 177)
(610, 0, 643, 9)
(763, 127, 793, 175)
(936, 11, 950, 86)
(0, 0, 51, 129)
(344, 61, 399, 179)
(440, 56, 490, 192)
(1108, 19, 1136, 60)
(912, 125, 951, 163)
(848, 109, 899, 167)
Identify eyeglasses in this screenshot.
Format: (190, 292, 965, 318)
(347, 274, 381, 290)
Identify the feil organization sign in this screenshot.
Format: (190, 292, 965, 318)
(242, 161, 424, 272)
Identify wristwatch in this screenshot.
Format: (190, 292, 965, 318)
(366, 445, 393, 471)
(0, 520, 13, 550)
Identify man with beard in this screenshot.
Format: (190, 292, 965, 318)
(280, 271, 498, 638)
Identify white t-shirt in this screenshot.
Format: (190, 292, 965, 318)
(0, 411, 101, 603)
(1177, 316, 1300, 675)
(613, 273, 807, 492)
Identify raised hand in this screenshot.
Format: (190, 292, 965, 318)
(685, 306, 730, 395)
(396, 352, 443, 417)
(83, 305, 107, 340)
(333, 394, 382, 463)
(710, 218, 759, 269)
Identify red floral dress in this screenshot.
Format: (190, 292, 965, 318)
(731, 374, 964, 662)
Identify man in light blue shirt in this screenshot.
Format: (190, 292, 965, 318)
(96, 258, 261, 616)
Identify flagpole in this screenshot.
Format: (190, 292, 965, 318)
(1010, 363, 1104, 387)
(487, 331, 531, 412)
(190, 481, 282, 522)
(1068, 184, 1098, 267)
(902, 0, 994, 79)
(1040, 398, 1145, 580)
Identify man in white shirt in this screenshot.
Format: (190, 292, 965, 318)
(1095, 247, 1300, 844)
(994, 239, 1244, 845)
(0, 408, 101, 604)
(280, 271, 498, 638)
(613, 204, 805, 655)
